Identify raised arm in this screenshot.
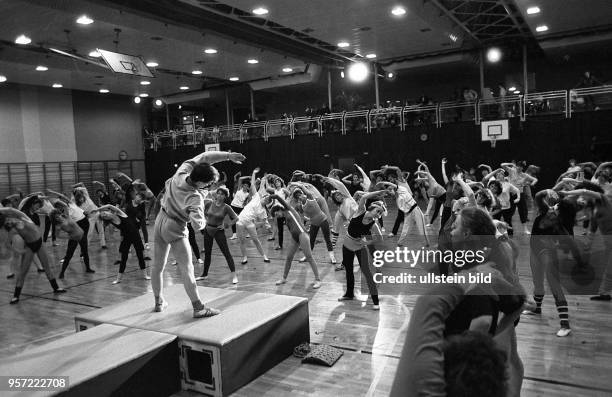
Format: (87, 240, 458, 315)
(354, 164, 371, 191)
(357, 190, 387, 214)
(441, 158, 449, 185)
(45, 189, 70, 203)
(96, 204, 127, 218)
(0, 207, 32, 223)
(454, 175, 476, 206)
(594, 161, 612, 175)
(482, 168, 503, 184)
(269, 194, 301, 221)
(341, 174, 353, 184)
(250, 168, 261, 196)
(560, 189, 603, 201)
(188, 150, 245, 166)
(323, 176, 352, 198)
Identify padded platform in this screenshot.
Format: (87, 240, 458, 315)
(74, 285, 310, 396)
(0, 324, 180, 397)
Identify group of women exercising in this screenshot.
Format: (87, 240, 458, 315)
(2, 152, 611, 338)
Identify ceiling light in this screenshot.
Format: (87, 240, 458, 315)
(155, 99, 163, 107)
(282, 67, 293, 73)
(347, 62, 369, 83)
(514, 90, 521, 94)
(526, 6, 541, 15)
(229, 76, 239, 81)
(247, 59, 259, 64)
(134, 97, 141, 104)
(387, 72, 395, 79)
(183, 117, 187, 121)
(365, 53, 376, 59)
(139, 93, 149, 97)
(536, 25, 548, 32)
(340, 71, 345, 79)
(146, 61, 158, 67)
(337, 41, 350, 48)
(486, 47, 502, 63)
(89, 50, 101, 57)
(15, 35, 31, 45)
(252, 7, 269, 15)
(179, 86, 189, 90)
(140, 80, 151, 85)
(99, 89, 109, 93)
(391, 6, 406, 16)
(52, 83, 62, 88)
(0, 75, 7, 83)
(76, 15, 94, 25)
(35, 65, 48, 71)
(508, 86, 516, 91)
(192, 70, 203, 75)
(204, 48, 217, 54)
(178, 105, 182, 109)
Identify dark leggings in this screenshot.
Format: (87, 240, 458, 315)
(430, 194, 446, 224)
(43, 216, 56, 242)
(61, 218, 90, 273)
(391, 210, 405, 235)
(277, 217, 285, 247)
(440, 206, 452, 234)
(517, 194, 529, 224)
(231, 205, 243, 233)
(187, 224, 201, 260)
(310, 219, 333, 251)
(341, 245, 379, 305)
(202, 228, 235, 276)
(119, 244, 146, 273)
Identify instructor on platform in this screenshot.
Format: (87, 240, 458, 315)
(152, 150, 246, 318)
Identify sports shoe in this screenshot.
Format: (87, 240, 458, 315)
(229, 234, 237, 240)
(6, 273, 15, 279)
(53, 288, 67, 294)
(312, 280, 321, 289)
(195, 275, 208, 281)
(193, 306, 220, 318)
(275, 278, 287, 285)
(241, 257, 248, 265)
(197, 258, 204, 264)
(372, 305, 380, 311)
(556, 327, 571, 337)
(154, 300, 168, 312)
(299, 256, 307, 262)
(590, 294, 611, 301)
(232, 275, 238, 284)
(338, 296, 354, 301)
(387, 232, 394, 237)
(145, 243, 150, 250)
(334, 264, 345, 271)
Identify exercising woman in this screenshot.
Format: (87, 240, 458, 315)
(0, 207, 66, 304)
(229, 172, 251, 240)
(291, 182, 338, 264)
(152, 150, 244, 317)
(415, 160, 447, 227)
(337, 190, 386, 310)
(97, 204, 150, 284)
(324, 176, 358, 256)
(196, 187, 239, 284)
(47, 190, 95, 277)
(236, 168, 271, 265)
(502, 161, 538, 234)
(270, 193, 322, 289)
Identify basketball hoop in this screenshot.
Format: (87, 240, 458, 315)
(490, 137, 497, 148)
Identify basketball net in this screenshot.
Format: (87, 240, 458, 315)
(490, 137, 497, 148)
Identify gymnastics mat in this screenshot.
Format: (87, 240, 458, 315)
(74, 285, 310, 396)
(0, 323, 179, 397)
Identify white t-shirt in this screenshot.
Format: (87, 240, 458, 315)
(238, 193, 268, 224)
(231, 189, 250, 208)
(68, 203, 86, 222)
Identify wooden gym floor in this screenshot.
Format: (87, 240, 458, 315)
(1, 206, 611, 397)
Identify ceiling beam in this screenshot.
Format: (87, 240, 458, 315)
(428, 0, 481, 43)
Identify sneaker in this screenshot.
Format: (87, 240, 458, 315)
(195, 275, 208, 281)
(112, 279, 121, 285)
(154, 300, 168, 312)
(299, 256, 307, 262)
(229, 234, 237, 240)
(53, 288, 66, 293)
(372, 305, 380, 311)
(6, 273, 15, 279)
(337, 296, 354, 301)
(334, 264, 345, 271)
(86, 268, 96, 273)
(241, 257, 248, 265)
(171, 260, 177, 266)
(263, 258, 271, 263)
(275, 278, 287, 285)
(193, 306, 220, 318)
(52, 241, 59, 247)
(590, 294, 611, 301)
(267, 236, 276, 241)
(556, 327, 572, 337)
(10, 297, 19, 304)
(522, 308, 541, 315)
(145, 244, 150, 250)
(274, 246, 282, 250)
(387, 232, 395, 237)
(197, 258, 204, 264)
(312, 280, 321, 289)
(232, 275, 238, 284)
(425, 224, 432, 227)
